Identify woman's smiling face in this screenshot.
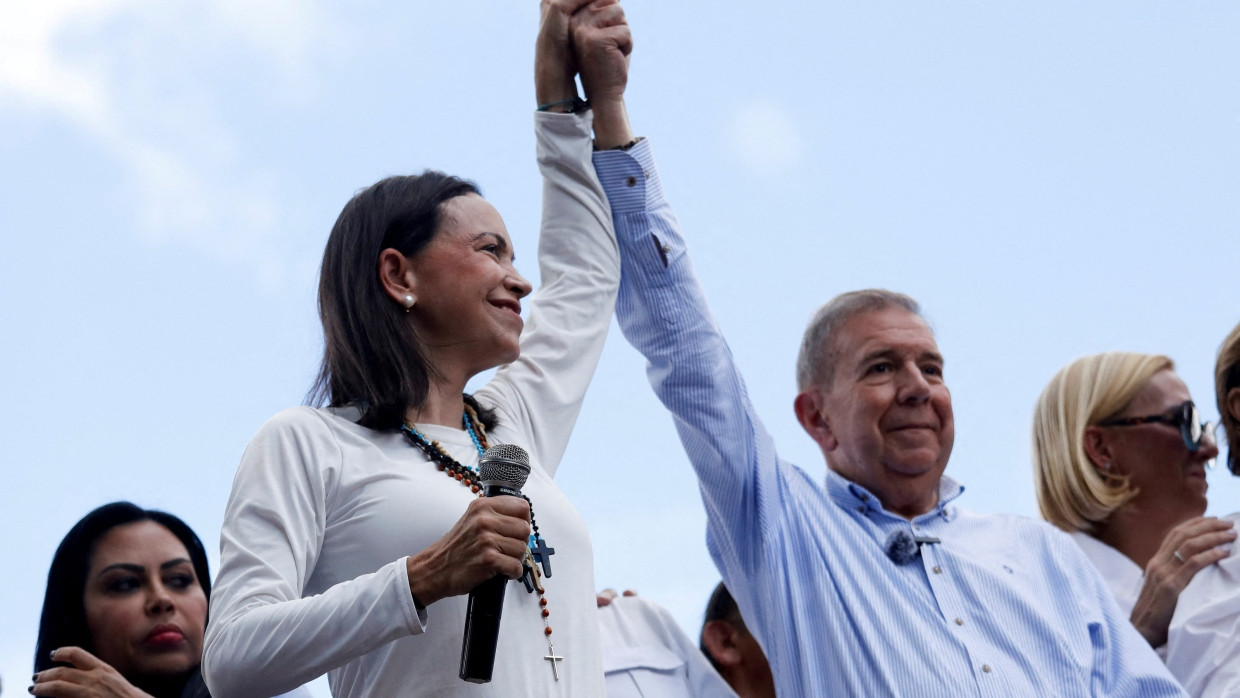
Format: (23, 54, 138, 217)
(406, 193, 533, 377)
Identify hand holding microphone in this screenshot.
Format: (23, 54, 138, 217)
(403, 448, 531, 609)
(460, 444, 533, 683)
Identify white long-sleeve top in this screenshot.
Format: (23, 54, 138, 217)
(202, 111, 617, 698)
(1166, 511, 1240, 698)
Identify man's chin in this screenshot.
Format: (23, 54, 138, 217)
(885, 454, 947, 479)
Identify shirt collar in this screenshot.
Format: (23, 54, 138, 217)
(825, 467, 964, 522)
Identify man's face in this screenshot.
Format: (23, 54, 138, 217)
(811, 307, 955, 514)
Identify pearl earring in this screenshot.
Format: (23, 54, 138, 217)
(403, 295, 415, 312)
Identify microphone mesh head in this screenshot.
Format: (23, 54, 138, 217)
(479, 443, 531, 489)
(885, 530, 919, 565)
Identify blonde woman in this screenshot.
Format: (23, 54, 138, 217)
(1033, 352, 1232, 652)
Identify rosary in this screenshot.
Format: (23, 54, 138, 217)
(401, 405, 563, 681)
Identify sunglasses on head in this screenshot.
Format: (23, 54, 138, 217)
(1098, 400, 1215, 453)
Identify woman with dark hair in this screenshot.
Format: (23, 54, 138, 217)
(1214, 322, 1240, 477)
(31, 501, 212, 698)
(1161, 322, 1240, 696)
(202, 3, 629, 696)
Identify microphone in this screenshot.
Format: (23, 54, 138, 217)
(884, 529, 941, 565)
(460, 444, 532, 684)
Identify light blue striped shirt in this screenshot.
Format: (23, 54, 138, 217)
(593, 141, 1185, 697)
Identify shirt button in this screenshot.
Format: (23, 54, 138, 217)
(626, 176, 637, 187)
(954, 618, 964, 626)
(932, 566, 942, 574)
(982, 664, 992, 673)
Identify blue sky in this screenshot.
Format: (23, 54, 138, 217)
(2, 1, 1238, 693)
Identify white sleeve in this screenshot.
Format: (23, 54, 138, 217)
(475, 111, 619, 476)
(1165, 513, 1240, 698)
(202, 408, 426, 698)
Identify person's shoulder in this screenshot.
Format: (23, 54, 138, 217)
(954, 508, 1078, 551)
(241, 406, 369, 466)
(954, 509, 1103, 583)
(254, 405, 360, 436)
(604, 594, 673, 621)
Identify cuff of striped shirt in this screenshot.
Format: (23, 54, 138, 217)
(592, 139, 665, 214)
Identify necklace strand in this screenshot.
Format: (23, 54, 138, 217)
(400, 406, 561, 680)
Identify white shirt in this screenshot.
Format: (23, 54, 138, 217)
(1166, 512, 1240, 697)
(598, 596, 736, 698)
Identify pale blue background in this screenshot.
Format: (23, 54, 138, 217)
(2, 1, 1237, 694)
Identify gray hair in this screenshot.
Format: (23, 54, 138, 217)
(795, 289, 923, 391)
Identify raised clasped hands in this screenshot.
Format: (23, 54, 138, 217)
(536, 0, 634, 148)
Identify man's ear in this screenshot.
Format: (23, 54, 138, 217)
(794, 389, 837, 453)
(701, 620, 743, 668)
(377, 248, 417, 307)
(1082, 425, 1115, 474)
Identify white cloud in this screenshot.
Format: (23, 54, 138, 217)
(212, 0, 330, 75)
(0, 0, 133, 124)
(0, 0, 334, 288)
(729, 101, 803, 175)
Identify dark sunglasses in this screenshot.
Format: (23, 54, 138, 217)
(1098, 400, 1215, 453)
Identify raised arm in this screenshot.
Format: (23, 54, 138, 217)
(476, 0, 621, 477)
(578, 1, 781, 578)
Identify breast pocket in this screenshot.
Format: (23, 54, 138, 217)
(604, 645, 691, 696)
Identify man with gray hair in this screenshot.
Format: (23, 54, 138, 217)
(578, 19, 1184, 698)
(597, 200, 1186, 694)
(579, 0, 1184, 692)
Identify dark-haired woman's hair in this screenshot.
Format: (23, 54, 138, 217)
(34, 501, 211, 674)
(1217, 322, 1240, 475)
(306, 171, 496, 431)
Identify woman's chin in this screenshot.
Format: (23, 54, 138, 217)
(126, 655, 199, 689)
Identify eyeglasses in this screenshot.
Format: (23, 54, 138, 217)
(1098, 400, 1216, 453)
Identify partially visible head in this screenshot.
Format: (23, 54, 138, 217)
(309, 172, 492, 429)
(699, 583, 774, 698)
(1034, 352, 1215, 533)
(793, 291, 953, 517)
(795, 289, 923, 393)
(35, 502, 210, 683)
(1217, 322, 1240, 475)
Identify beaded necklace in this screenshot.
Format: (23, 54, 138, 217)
(400, 404, 563, 681)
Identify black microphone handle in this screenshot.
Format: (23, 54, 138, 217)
(459, 573, 508, 683)
(459, 478, 527, 683)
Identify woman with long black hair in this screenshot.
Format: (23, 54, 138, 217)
(202, 2, 632, 695)
(32, 502, 212, 698)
